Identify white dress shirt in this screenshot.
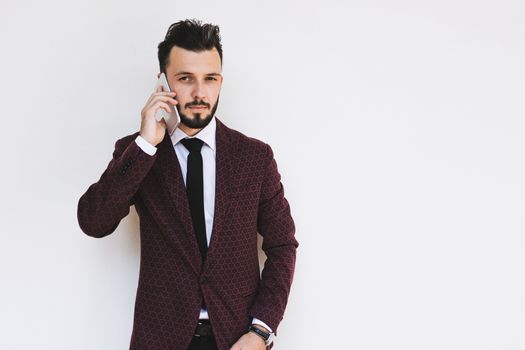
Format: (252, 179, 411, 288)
(134, 116, 272, 333)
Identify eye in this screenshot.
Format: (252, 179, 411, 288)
(206, 77, 217, 81)
(179, 76, 191, 81)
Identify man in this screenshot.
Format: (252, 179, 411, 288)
(77, 19, 298, 350)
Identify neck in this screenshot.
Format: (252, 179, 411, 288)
(178, 123, 202, 137)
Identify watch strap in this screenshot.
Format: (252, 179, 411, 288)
(248, 324, 271, 345)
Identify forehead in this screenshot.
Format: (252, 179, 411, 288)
(167, 46, 221, 74)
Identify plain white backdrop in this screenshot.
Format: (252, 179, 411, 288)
(1, 0, 524, 349)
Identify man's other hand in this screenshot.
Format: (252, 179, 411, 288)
(229, 331, 266, 350)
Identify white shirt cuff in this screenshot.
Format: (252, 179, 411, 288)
(251, 317, 273, 333)
(135, 135, 157, 156)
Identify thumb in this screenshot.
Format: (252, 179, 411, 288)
(159, 118, 167, 128)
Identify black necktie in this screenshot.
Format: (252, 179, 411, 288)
(180, 138, 208, 311)
(180, 138, 208, 261)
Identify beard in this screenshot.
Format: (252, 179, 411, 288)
(176, 94, 220, 129)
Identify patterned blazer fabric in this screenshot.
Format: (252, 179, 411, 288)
(77, 117, 298, 350)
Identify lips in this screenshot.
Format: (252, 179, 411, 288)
(189, 106, 207, 110)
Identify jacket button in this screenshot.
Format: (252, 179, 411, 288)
(200, 276, 207, 284)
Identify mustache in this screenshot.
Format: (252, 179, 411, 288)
(186, 101, 210, 108)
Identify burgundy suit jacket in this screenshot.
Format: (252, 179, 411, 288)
(77, 117, 298, 350)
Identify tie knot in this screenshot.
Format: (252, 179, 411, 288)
(180, 137, 204, 153)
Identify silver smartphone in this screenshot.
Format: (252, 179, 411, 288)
(154, 73, 181, 129)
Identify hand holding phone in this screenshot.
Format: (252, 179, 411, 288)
(139, 73, 180, 146)
(154, 73, 181, 126)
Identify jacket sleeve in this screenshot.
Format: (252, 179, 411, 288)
(77, 135, 158, 238)
(248, 143, 299, 336)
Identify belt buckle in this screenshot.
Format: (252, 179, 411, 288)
(194, 320, 208, 337)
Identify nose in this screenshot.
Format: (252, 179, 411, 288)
(192, 81, 206, 102)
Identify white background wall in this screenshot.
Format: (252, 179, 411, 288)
(1, 0, 524, 349)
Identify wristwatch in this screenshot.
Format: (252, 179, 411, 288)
(248, 324, 275, 346)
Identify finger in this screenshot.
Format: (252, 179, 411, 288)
(147, 86, 174, 103)
(151, 101, 171, 114)
(157, 118, 167, 128)
(146, 89, 158, 105)
(146, 95, 170, 109)
(146, 100, 170, 116)
(153, 91, 176, 98)
(150, 85, 164, 104)
(150, 95, 178, 105)
(153, 94, 177, 102)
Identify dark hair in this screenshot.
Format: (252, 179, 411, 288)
(157, 19, 223, 74)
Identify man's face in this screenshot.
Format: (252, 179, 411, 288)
(162, 46, 223, 130)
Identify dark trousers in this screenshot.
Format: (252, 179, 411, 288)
(187, 335, 218, 350)
(187, 320, 218, 350)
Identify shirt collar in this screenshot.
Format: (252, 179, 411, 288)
(170, 115, 217, 152)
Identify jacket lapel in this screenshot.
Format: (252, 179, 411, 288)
(204, 117, 234, 271)
(153, 130, 200, 273)
(152, 117, 234, 273)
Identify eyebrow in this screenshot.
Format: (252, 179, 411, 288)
(175, 71, 222, 76)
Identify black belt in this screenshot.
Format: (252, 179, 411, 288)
(194, 319, 213, 337)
